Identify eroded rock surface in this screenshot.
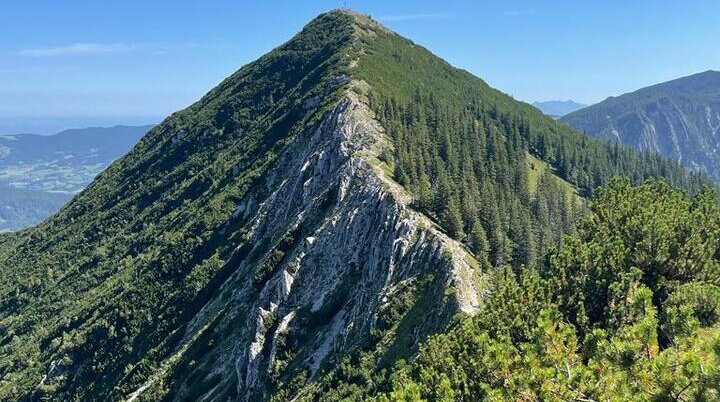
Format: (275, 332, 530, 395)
(130, 91, 485, 401)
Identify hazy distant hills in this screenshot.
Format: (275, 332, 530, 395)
(0, 116, 159, 135)
(532, 100, 586, 117)
(0, 125, 152, 193)
(0, 125, 151, 229)
(0, 185, 70, 231)
(563, 70, 720, 179)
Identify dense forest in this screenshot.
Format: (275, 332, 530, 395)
(352, 16, 710, 271)
(306, 179, 720, 401)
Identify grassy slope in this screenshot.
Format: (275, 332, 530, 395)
(526, 154, 578, 199)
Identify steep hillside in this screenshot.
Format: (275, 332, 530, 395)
(0, 11, 711, 402)
(562, 71, 720, 179)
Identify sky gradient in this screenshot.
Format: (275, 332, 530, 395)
(1, 0, 718, 132)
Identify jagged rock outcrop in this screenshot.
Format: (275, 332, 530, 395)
(136, 89, 485, 401)
(562, 70, 720, 179)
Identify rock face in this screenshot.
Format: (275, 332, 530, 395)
(562, 71, 720, 179)
(151, 91, 484, 401)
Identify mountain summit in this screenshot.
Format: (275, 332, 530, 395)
(562, 70, 720, 179)
(0, 10, 709, 401)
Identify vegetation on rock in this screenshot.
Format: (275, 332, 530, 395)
(327, 180, 720, 401)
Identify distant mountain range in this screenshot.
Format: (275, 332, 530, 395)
(562, 70, 720, 179)
(0, 185, 70, 232)
(532, 100, 586, 117)
(0, 116, 159, 136)
(0, 125, 151, 230)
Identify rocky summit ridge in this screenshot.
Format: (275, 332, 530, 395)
(0, 11, 486, 402)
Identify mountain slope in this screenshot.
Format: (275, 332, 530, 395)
(562, 71, 720, 179)
(532, 100, 586, 117)
(0, 11, 711, 402)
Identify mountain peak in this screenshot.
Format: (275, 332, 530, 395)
(697, 69, 720, 76)
(308, 8, 377, 29)
(664, 69, 720, 87)
(325, 8, 380, 22)
(327, 7, 365, 17)
(0, 10, 710, 402)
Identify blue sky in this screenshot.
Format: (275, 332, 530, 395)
(1, 0, 718, 132)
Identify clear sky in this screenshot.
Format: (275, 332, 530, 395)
(1, 0, 718, 131)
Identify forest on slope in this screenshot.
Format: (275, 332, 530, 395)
(0, 10, 716, 402)
(350, 14, 710, 271)
(313, 180, 720, 401)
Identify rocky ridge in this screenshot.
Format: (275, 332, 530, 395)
(0, 10, 708, 402)
(129, 88, 485, 401)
